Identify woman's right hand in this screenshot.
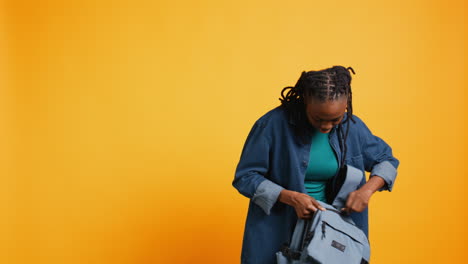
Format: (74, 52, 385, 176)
(278, 189, 326, 219)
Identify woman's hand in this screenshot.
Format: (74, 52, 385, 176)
(340, 189, 373, 214)
(278, 190, 326, 219)
(341, 175, 386, 214)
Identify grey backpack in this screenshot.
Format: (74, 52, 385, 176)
(276, 165, 370, 264)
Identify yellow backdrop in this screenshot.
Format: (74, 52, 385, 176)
(1, 0, 467, 263)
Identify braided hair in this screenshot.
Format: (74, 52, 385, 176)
(279, 66, 357, 166)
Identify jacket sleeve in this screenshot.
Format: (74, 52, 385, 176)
(232, 120, 284, 215)
(357, 117, 400, 192)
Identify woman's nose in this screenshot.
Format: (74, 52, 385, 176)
(320, 123, 332, 133)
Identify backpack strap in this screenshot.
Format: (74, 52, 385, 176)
(281, 209, 318, 260)
(279, 243, 301, 260)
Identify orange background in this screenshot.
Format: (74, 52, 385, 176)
(1, 0, 467, 263)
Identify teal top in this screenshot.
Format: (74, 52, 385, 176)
(304, 126, 339, 202)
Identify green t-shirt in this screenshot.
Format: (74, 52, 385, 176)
(304, 126, 339, 202)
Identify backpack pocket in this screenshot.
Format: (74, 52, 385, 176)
(305, 210, 370, 264)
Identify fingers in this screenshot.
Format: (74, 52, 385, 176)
(298, 204, 317, 219)
(293, 194, 328, 219)
(309, 197, 326, 211)
(302, 199, 326, 219)
(301, 211, 312, 219)
(341, 195, 353, 214)
(340, 207, 351, 215)
(296, 207, 312, 219)
(307, 204, 326, 212)
(306, 204, 317, 212)
(304, 205, 323, 214)
(341, 191, 369, 214)
(341, 193, 355, 214)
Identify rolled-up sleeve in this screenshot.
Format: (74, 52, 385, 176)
(357, 117, 400, 192)
(232, 120, 284, 215)
(252, 179, 284, 215)
(370, 160, 398, 191)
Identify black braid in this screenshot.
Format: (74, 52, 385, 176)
(279, 66, 357, 165)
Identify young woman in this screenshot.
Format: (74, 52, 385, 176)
(232, 66, 399, 264)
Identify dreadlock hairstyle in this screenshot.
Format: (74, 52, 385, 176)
(279, 65, 357, 167)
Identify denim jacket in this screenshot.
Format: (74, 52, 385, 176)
(232, 106, 399, 264)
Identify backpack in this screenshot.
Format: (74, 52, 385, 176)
(276, 165, 371, 264)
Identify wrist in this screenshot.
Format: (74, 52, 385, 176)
(278, 189, 298, 206)
(358, 187, 374, 199)
(359, 175, 386, 196)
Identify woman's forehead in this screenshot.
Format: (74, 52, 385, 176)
(306, 98, 347, 119)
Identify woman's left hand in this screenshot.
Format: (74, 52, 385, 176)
(341, 189, 373, 214)
(341, 175, 386, 214)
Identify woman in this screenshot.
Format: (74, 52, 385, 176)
(232, 66, 399, 264)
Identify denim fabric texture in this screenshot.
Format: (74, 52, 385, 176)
(232, 106, 399, 264)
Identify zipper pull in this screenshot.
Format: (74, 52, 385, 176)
(321, 222, 326, 239)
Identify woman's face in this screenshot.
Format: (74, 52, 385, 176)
(304, 96, 347, 133)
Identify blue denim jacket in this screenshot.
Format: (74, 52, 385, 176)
(232, 106, 399, 264)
